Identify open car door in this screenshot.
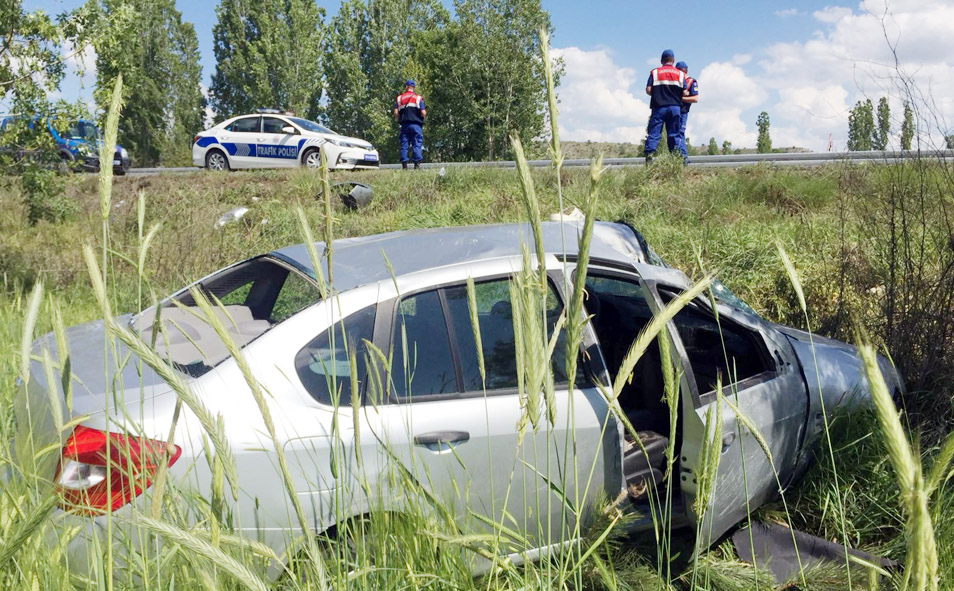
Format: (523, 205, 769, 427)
(655, 285, 810, 544)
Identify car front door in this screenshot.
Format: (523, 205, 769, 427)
(219, 116, 260, 168)
(657, 286, 810, 544)
(370, 276, 613, 551)
(256, 117, 301, 167)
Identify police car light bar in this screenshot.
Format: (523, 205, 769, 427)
(256, 108, 296, 115)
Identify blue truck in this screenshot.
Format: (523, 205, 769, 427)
(0, 114, 130, 175)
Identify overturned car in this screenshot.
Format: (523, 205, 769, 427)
(15, 221, 903, 571)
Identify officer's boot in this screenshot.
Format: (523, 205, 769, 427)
(645, 153, 654, 166)
(402, 162, 408, 170)
(414, 162, 421, 170)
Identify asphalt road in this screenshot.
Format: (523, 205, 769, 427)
(127, 149, 954, 176)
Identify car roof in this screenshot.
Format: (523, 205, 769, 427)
(270, 221, 650, 294)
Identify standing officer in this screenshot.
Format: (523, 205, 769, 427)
(393, 79, 426, 169)
(668, 61, 699, 154)
(644, 49, 687, 165)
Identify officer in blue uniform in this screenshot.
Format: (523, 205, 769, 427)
(393, 80, 427, 169)
(644, 49, 687, 165)
(668, 61, 699, 154)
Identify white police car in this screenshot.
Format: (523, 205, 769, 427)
(192, 110, 379, 171)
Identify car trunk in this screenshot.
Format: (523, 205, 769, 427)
(13, 315, 179, 485)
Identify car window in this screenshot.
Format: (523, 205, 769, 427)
(288, 117, 334, 134)
(661, 291, 772, 393)
(262, 117, 290, 134)
(228, 117, 260, 133)
(295, 305, 376, 407)
(133, 257, 320, 378)
(390, 278, 586, 401)
(391, 290, 458, 398)
(444, 279, 580, 392)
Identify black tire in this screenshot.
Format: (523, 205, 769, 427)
(57, 150, 76, 174)
(205, 149, 230, 171)
(302, 147, 322, 169)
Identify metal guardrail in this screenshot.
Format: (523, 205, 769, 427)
(128, 150, 954, 175)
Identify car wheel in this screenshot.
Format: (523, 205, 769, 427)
(302, 148, 322, 169)
(205, 150, 230, 172)
(57, 151, 76, 174)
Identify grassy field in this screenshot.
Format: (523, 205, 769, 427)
(2, 152, 954, 590)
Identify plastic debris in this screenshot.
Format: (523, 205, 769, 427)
(214, 206, 249, 229)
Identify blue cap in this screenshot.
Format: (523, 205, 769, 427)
(405, 79, 416, 87)
(661, 49, 674, 61)
(675, 61, 688, 71)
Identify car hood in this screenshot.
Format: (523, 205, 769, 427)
(305, 131, 374, 150)
(13, 315, 179, 482)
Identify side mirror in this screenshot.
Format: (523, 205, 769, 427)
(282, 126, 298, 135)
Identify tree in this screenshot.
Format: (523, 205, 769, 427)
(418, 0, 556, 161)
(756, 111, 771, 153)
(901, 102, 914, 150)
(707, 137, 718, 155)
(875, 96, 890, 150)
(0, 1, 66, 112)
(211, 0, 324, 120)
(323, 0, 447, 162)
(93, 0, 204, 166)
(847, 99, 874, 151)
(721, 140, 732, 155)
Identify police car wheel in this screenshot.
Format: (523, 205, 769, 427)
(302, 148, 321, 169)
(206, 150, 229, 172)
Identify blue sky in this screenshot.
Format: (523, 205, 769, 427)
(23, 0, 954, 151)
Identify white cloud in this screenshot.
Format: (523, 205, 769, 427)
(732, 54, 753, 66)
(775, 8, 798, 18)
(552, 47, 650, 143)
(813, 6, 853, 23)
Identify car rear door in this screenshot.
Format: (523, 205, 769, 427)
(370, 275, 614, 549)
(219, 116, 260, 168)
(655, 285, 809, 544)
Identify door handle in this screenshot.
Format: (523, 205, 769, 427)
(413, 430, 470, 447)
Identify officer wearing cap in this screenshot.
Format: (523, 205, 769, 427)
(644, 49, 687, 165)
(393, 79, 426, 169)
(668, 61, 699, 154)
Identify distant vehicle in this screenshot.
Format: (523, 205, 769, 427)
(0, 114, 130, 175)
(15, 221, 904, 575)
(193, 110, 379, 171)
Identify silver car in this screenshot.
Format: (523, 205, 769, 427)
(15, 221, 903, 571)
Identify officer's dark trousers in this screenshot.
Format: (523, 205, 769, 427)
(645, 105, 686, 160)
(399, 124, 423, 163)
(667, 110, 689, 153)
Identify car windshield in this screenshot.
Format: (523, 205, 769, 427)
(63, 120, 100, 142)
(131, 257, 320, 378)
(288, 117, 334, 134)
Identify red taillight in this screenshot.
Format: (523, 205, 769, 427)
(193, 135, 201, 145)
(56, 425, 181, 515)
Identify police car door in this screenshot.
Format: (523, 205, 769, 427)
(257, 117, 301, 167)
(220, 116, 260, 169)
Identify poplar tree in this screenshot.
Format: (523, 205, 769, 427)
(847, 99, 874, 151)
(94, 0, 204, 165)
(875, 96, 890, 150)
(756, 111, 771, 153)
(721, 140, 732, 155)
(707, 137, 718, 155)
(211, 0, 324, 119)
(900, 102, 914, 150)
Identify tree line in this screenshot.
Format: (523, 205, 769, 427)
(1, 0, 554, 166)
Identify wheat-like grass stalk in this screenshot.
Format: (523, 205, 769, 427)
(132, 513, 268, 591)
(856, 331, 938, 591)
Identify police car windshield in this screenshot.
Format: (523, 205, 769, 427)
(289, 117, 334, 134)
